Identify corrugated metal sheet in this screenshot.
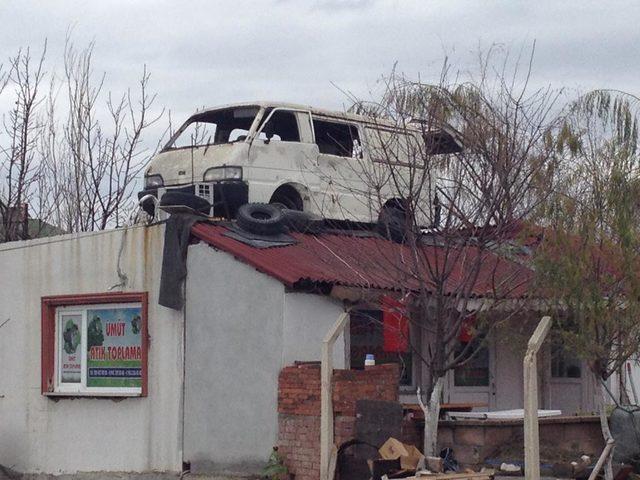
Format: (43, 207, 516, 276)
(191, 223, 533, 298)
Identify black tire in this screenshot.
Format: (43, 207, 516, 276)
(281, 209, 324, 233)
(269, 202, 288, 211)
(160, 191, 211, 214)
(237, 203, 286, 235)
(377, 202, 408, 243)
(140, 196, 156, 216)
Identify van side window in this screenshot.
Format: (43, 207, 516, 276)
(313, 120, 360, 157)
(365, 127, 412, 165)
(259, 110, 300, 142)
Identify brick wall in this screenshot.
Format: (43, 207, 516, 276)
(277, 364, 399, 480)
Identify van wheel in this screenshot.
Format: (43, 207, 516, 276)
(237, 203, 286, 236)
(269, 185, 303, 211)
(377, 199, 409, 243)
(281, 209, 324, 233)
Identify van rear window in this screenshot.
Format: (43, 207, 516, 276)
(313, 120, 360, 157)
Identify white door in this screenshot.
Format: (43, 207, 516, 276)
(546, 342, 592, 414)
(247, 109, 320, 205)
(312, 117, 369, 221)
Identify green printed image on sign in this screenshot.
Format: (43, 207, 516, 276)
(86, 307, 142, 388)
(60, 314, 82, 383)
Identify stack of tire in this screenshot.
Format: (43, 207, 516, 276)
(237, 201, 412, 242)
(237, 203, 322, 235)
(376, 200, 410, 243)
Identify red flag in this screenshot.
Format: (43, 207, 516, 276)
(459, 315, 476, 343)
(381, 295, 410, 353)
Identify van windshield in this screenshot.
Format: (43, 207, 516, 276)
(165, 106, 259, 150)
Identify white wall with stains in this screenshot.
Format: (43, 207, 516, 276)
(0, 223, 350, 475)
(0, 225, 183, 474)
(283, 292, 345, 367)
(183, 243, 346, 475)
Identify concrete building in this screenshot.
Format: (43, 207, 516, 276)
(0, 223, 344, 475)
(0, 220, 599, 476)
(0, 225, 182, 474)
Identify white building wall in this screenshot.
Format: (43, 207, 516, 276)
(184, 244, 347, 474)
(0, 224, 351, 475)
(184, 243, 285, 474)
(610, 359, 639, 407)
(0, 225, 183, 474)
(283, 292, 345, 368)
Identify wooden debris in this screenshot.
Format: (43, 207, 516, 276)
(379, 438, 425, 470)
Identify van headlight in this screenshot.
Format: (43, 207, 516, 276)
(203, 166, 243, 181)
(145, 174, 164, 188)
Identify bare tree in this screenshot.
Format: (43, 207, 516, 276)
(0, 44, 49, 242)
(0, 37, 163, 242)
(314, 46, 566, 455)
(47, 39, 163, 232)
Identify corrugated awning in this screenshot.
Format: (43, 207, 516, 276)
(191, 222, 533, 298)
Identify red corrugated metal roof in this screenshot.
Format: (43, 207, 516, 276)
(191, 223, 533, 298)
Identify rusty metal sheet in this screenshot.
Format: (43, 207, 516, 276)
(191, 222, 533, 297)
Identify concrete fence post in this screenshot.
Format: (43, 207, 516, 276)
(524, 316, 552, 480)
(320, 311, 349, 480)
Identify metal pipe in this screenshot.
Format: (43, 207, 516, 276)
(587, 440, 615, 480)
(627, 363, 639, 405)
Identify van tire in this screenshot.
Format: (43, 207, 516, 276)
(377, 200, 408, 243)
(281, 209, 324, 233)
(237, 203, 286, 236)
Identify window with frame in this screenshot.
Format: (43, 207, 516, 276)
(258, 109, 301, 142)
(41, 292, 148, 397)
(551, 341, 582, 379)
(349, 309, 414, 387)
(453, 339, 490, 387)
(167, 106, 260, 149)
(313, 119, 361, 157)
(365, 127, 413, 165)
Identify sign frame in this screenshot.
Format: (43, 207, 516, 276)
(42, 292, 148, 397)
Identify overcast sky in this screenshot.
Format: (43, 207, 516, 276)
(1, 0, 639, 138)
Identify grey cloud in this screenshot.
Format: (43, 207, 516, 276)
(0, 0, 638, 127)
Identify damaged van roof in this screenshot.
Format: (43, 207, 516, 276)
(190, 101, 464, 152)
(192, 101, 397, 126)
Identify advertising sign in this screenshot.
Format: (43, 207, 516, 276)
(86, 307, 142, 388)
(60, 314, 82, 383)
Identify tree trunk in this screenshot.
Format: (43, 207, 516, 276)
(419, 376, 445, 456)
(595, 373, 614, 480)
